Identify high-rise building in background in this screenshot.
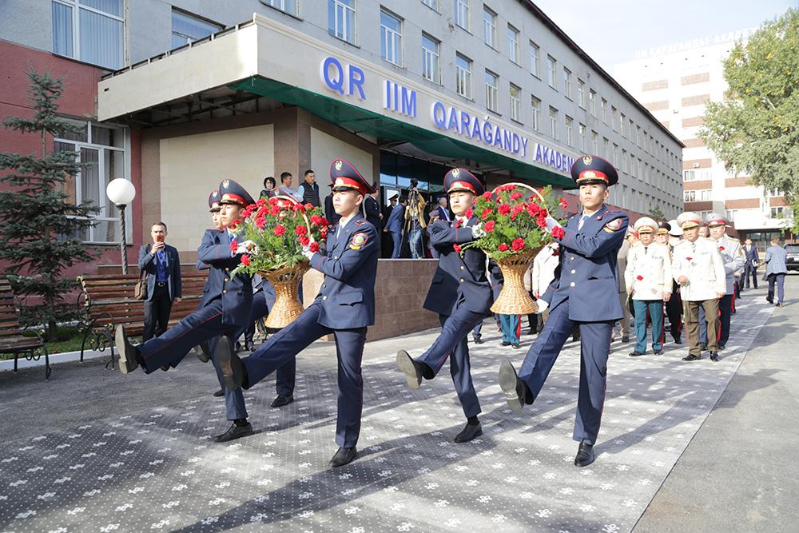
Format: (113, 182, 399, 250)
(615, 29, 794, 247)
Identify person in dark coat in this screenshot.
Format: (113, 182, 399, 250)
(219, 159, 379, 468)
(396, 168, 491, 444)
(498, 155, 628, 468)
(138, 222, 182, 341)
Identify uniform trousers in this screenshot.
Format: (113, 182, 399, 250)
(632, 300, 663, 353)
(665, 281, 683, 341)
(417, 302, 484, 419)
(517, 298, 613, 445)
(499, 314, 520, 344)
(238, 290, 296, 397)
(686, 299, 719, 356)
(143, 283, 173, 341)
(699, 294, 731, 346)
(615, 292, 630, 338)
(242, 302, 366, 448)
(135, 299, 249, 421)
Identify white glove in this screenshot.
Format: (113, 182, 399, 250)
(471, 222, 486, 238)
(545, 216, 561, 232)
(535, 299, 549, 314)
(234, 240, 257, 255)
(301, 237, 316, 260)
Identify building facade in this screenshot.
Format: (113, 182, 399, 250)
(1, 1, 683, 336)
(615, 30, 794, 246)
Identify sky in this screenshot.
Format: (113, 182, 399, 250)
(532, 0, 796, 69)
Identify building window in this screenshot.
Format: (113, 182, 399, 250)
(601, 98, 608, 124)
(456, 53, 472, 98)
(549, 106, 559, 140)
(509, 84, 521, 122)
(611, 106, 617, 131)
(531, 96, 541, 131)
(52, 0, 124, 70)
(636, 125, 642, 146)
(54, 121, 130, 243)
(485, 70, 499, 112)
(771, 206, 791, 218)
(171, 10, 223, 50)
(565, 116, 574, 146)
(454, 0, 469, 30)
(613, 143, 619, 166)
(422, 33, 440, 83)
(329, 0, 356, 43)
(620, 113, 626, 137)
(622, 149, 628, 172)
(260, 0, 297, 16)
(507, 25, 520, 64)
(684, 190, 695, 202)
(529, 41, 540, 77)
(577, 79, 585, 108)
(380, 9, 403, 66)
(483, 6, 497, 48)
(589, 89, 596, 116)
(578, 123, 586, 151)
(562, 68, 572, 99)
(603, 137, 609, 158)
(421, 0, 438, 9)
(591, 130, 598, 153)
(546, 55, 557, 88)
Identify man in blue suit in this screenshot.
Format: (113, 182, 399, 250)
(498, 155, 628, 468)
(396, 169, 491, 443)
(219, 159, 379, 468)
(138, 222, 182, 341)
(384, 194, 405, 258)
(742, 238, 760, 289)
(115, 179, 257, 443)
(435, 196, 452, 223)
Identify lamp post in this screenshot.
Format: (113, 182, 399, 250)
(106, 179, 136, 275)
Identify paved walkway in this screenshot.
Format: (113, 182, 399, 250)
(0, 280, 791, 532)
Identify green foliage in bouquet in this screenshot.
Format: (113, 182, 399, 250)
(230, 196, 328, 276)
(461, 184, 567, 259)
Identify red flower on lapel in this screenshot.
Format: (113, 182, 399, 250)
(636, 275, 644, 281)
(453, 244, 462, 254)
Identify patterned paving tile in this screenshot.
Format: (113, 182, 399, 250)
(0, 298, 773, 532)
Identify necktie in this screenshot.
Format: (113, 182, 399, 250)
(644, 246, 648, 255)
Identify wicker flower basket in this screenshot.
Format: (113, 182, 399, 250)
(490, 248, 540, 315)
(485, 182, 550, 315)
(260, 262, 310, 331)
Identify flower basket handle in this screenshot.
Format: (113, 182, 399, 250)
(492, 182, 547, 205)
(269, 194, 314, 236)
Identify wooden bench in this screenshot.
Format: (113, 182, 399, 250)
(76, 273, 208, 368)
(0, 277, 51, 380)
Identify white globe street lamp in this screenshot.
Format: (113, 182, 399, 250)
(106, 178, 137, 275)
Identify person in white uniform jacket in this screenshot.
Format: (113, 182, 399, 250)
(625, 217, 672, 356)
(671, 212, 726, 362)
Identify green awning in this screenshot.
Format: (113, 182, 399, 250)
(229, 76, 574, 189)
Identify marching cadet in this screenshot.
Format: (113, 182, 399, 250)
(705, 213, 745, 350)
(395, 169, 491, 444)
(218, 159, 378, 468)
(671, 212, 726, 362)
(625, 217, 672, 356)
(498, 155, 628, 467)
(115, 180, 257, 442)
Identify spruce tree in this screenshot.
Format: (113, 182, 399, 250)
(0, 69, 99, 341)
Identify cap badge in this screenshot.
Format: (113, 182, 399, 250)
(222, 180, 230, 189)
(582, 155, 593, 166)
(583, 171, 597, 178)
(335, 160, 343, 171)
(335, 178, 345, 187)
(451, 168, 460, 178)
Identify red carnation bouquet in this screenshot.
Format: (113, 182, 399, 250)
(461, 183, 566, 259)
(230, 196, 328, 276)
(461, 183, 567, 314)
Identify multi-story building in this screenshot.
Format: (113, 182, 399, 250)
(615, 29, 793, 247)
